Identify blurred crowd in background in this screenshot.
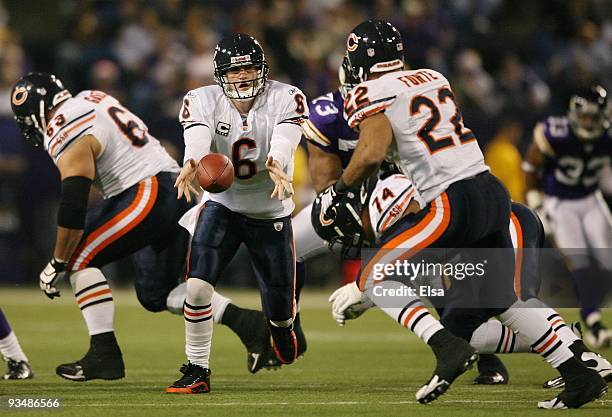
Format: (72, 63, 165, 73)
(0, 0, 611, 286)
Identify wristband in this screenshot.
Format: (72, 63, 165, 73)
(335, 177, 349, 195)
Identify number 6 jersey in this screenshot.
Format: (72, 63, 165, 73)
(179, 80, 308, 219)
(344, 69, 488, 203)
(44, 90, 179, 198)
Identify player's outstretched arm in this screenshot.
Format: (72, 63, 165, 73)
(266, 156, 294, 200)
(174, 159, 200, 203)
(42, 135, 99, 299)
(338, 112, 392, 190)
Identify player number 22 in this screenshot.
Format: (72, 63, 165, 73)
(410, 87, 475, 154)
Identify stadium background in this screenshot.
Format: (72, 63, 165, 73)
(0, 0, 610, 290)
(0, 2, 611, 416)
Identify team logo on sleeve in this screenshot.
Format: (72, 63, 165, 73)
(215, 122, 231, 136)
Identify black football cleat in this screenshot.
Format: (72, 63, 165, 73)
(294, 313, 307, 358)
(542, 340, 612, 389)
(3, 359, 34, 380)
(56, 332, 124, 381)
(473, 354, 509, 385)
(220, 304, 282, 374)
(166, 363, 211, 394)
(416, 330, 479, 404)
(248, 349, 281, 374)
(269, 324, 298, 365)
(539, 366, 607, 409)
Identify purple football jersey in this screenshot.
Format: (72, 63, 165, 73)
(541, 116, 612, 199)
(302, 90, 359, 168)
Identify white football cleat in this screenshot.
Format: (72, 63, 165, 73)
(585, 326, 612, 349)
(538, 397, 568, 409)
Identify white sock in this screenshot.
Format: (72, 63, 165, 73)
(185, 278, 214, 368)
(520, 298, 580, 347)
(498, 300, 573, 368)
(166, 282, 187, 315)
(380, 299, 444, 344)
(70, 268, 114, 336)
(0, 331, 28, 362)
(210, 291, 232, 324)
(470, 319, 532, 353)
(541, 309, 580, 346)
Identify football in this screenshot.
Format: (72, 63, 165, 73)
(197, 153, 234, 193)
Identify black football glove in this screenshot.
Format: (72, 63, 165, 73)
(312, 181, 365, 247)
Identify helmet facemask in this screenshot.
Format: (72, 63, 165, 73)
(215, 62, 269, 101)
(568, 95, 608, 141)
(339, 55, 359, 99)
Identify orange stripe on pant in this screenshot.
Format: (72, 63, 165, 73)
(510, 212, 523, 300)
(70, 177, 159, 270)
(360, 193, 451, 291)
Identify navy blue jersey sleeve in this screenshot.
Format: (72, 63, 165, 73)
(302, 93, 341, 153)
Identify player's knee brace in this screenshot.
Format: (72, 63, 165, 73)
(186, 278, 214, 306)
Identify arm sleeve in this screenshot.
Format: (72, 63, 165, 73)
(269, 88, 309, 169)
(532, 122, 555, 157)
(301, 96, 339, 153)
(47, 107, 98, 163)
(344, 80, 396, 129)
(183, 125, 212, 164)
(179, 91, 213, 164)
(269, 123, 303, 170)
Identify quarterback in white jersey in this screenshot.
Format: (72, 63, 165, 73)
(10, 73, 192, 383)
(178, 79, 305, 218)
(319, 20, 607, 408)
(168, 34, 307, 395)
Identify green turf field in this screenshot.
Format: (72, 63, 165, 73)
(0, 288, 610, 417)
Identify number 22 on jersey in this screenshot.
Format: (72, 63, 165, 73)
(408, 85, 475, 154)
(347, 82, 475, 155)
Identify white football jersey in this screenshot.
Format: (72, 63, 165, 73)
(368, 174, 425, 240)
(179, 80, 308, 218)
(44, 90, 179, 198)
(345, 69, 489, 203)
